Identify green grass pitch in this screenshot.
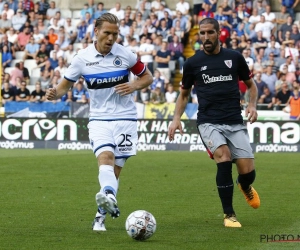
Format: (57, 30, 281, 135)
(0, 150, 300, 250)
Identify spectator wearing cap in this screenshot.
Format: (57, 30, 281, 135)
(11, 9, 27, 31)
(15, 81, 30, 102)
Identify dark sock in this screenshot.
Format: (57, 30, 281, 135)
(238, 170, 256, 191)
(216, 161, 234, 215)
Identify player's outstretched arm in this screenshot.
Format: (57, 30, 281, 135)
(168, 88, 191, 141)
(244, 78, 258, 124)
(115, 68, 153, 96)
(46, 78, 74, 101)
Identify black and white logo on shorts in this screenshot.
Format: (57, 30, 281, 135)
(113, 56, 122, 67)
(224, 60, 232, 68)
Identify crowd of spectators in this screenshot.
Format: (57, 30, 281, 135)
(1, 0, 300, 119)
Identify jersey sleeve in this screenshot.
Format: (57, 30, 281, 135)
(181, 59, 194, 89)
(237, 53, 253, 81)
(63, 53, 83, 82)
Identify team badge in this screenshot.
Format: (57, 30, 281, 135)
(224, 60, 232, 68)
(113, 56, 122, 67)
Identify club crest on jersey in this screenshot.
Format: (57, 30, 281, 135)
(113, 56, 122, 67)
(224, 60, 232, 68)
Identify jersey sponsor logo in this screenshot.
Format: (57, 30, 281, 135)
(83, 69, 129, 89)
(88, 75, 125, 86)
(224, 60, 232, 68)
(202, 74, 233, 84)
(113, 56, 122, 67)
(86, 61, 100, 66)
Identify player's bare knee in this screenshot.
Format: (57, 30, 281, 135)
(214, 145, 231, 162)
(98, 151, 115, 166)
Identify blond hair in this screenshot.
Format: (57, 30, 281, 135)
(95, 13, 119, 29)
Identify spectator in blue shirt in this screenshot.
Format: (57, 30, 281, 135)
(2, 44, 13, 68)
(94, 2, 107, 19)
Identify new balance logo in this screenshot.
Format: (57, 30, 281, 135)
(201, 66, 207, 71)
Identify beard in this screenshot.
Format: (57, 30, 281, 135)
(203, 39, 219, 53)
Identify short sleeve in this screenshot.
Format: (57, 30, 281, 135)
(237, 53, 253, 81)
(181, 59, 194, 89)
(63, 53, 83, 82)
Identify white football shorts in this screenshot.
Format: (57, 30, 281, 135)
(88, 120, 138, 166)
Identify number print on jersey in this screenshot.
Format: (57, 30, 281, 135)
(118, 134, 133, 147)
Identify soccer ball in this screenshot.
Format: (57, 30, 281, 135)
(125, 210, 156, 241)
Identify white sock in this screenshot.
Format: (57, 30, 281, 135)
(98, 165, 118, 197)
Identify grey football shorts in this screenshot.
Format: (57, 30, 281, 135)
(198, 123, 254, 160)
